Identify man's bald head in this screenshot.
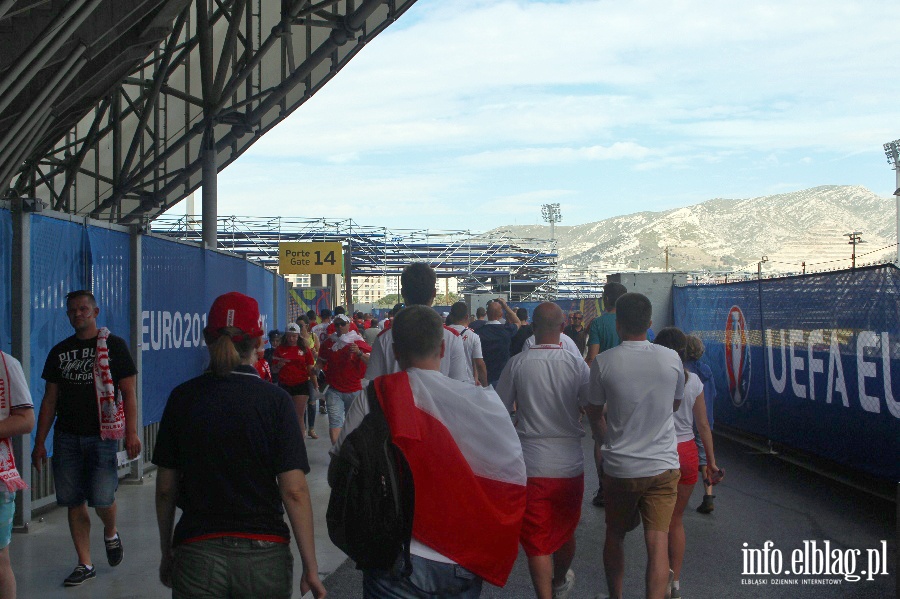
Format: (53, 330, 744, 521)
(486, 300, 503, 321)
(532, 302, 564, 344)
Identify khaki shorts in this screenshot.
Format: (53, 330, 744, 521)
(603, 469, 680, 533)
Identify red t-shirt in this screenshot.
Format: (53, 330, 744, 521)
(320, 338, 372, 393)
(254, 358, 272, 382)
(274, 344, 314, 385)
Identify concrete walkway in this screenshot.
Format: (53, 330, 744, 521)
(9, 432, 897, 598)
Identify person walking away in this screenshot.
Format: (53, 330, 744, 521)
(472, 298, 521, 387)
(585, 292, 683, 599)
(331, 306, 526, 598)
(153, 292, 325, 598)
(446, 302, 488, 386)
(653, 328, 722, 599)
(509, 308, 533, 356)
(496, 303, 590, 599)
(584, 282, 628, 508)
(685, 335, 718, 514)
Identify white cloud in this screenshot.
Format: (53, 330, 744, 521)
(216, 0, 900, 229)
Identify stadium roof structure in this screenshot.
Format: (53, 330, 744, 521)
(0, 0, 416, 223)
(151, 215, 561, 301)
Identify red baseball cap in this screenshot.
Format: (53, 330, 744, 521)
(205, 292, 264, 340)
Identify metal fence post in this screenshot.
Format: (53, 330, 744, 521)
(125, 226, 144, 482)
(10, 203, 33, 529)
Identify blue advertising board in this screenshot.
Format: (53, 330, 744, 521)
(674, 265, 900, 480)
(141, 237, 282, 424)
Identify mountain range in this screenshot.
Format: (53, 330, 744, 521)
(490, 185, 898, 277)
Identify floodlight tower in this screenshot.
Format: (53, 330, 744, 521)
(883, 139, 900, 264)
(541, 203, 562, 240)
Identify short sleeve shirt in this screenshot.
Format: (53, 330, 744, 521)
(589, 341, 683, 478)
(319, 338, 372, 393)
(152, 366, 309, 545)
(273, 344, 314, 385)
(1, 352, 34, 410)
(42, 334, 137, 436)
(587, 312, 619, 352)
(495, 345, 590, 477)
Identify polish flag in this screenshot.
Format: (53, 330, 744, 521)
(375, 370, 527, 587)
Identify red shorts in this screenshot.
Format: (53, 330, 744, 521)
(677, 440, 699, 486)
(520, 475, 584, 557)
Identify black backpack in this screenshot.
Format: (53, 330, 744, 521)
(326, 381, 415, 573)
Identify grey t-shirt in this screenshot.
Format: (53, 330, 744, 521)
(589, 341, 683, 478)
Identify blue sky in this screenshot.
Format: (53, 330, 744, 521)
(212, 0, 900, 231)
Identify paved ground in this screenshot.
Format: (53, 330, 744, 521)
(9, 432, 897, 598)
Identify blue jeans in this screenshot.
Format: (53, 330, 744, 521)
(363, 554, 483, 598)
(52, 431, 118, 507)
(326, 388, 364, 429)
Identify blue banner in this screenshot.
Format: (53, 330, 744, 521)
(674, 265, 900, 481)
(29, 216, 88, 452)
(87, 226, 131, 348)
(0, 209, 11, 355)
(141, 237, 282, 424)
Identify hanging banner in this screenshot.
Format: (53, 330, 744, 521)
(279, 242, 342, 274)
(673, 265, 900, 481)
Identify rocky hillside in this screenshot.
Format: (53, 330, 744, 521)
(490, 185, 897, 276)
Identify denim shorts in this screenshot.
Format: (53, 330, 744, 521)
(0, 492, 14, 549)
(326, 388, 364, 429)
(173, 537, 292, 599)
(52, 431, 119, 508)
(363, 554, 482, 598)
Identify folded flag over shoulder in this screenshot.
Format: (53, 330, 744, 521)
(375, 370, 526, 587)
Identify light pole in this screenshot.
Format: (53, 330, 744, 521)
(845, 232, 864, 269)
(883, 139, 900, 264)
(757, 255, 768, 279)
(541, 203, 561, 240)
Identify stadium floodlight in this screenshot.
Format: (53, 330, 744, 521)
(541, 203, 562, 240)
(884, 139, 900, 264)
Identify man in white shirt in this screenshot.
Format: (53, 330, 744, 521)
(585, 292, 683, 599)
(495, 303, 590, 599)
(311, 308, 332, 344)
(446, 302, 487, 386)
(366, 263, 471, 383)
(521, 331, 583, 359)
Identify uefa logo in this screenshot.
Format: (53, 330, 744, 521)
(725, 305, 751, 407)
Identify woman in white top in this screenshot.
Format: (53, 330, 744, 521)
(654, 327, 723, 599)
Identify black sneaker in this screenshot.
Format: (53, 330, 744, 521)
(591, 487, 605, 507)
(63, 564, 96, 586)
(105, 534, 124, 566)
(696, 494, 715, 514)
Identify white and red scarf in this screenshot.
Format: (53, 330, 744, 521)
(0, 353, 27, 492)
(375, 370, 526, 586)
(330, 330, 364, 351)
(95, 328, 125, 440)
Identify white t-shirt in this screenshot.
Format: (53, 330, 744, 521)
(311, 321, 330, 344)
(366, 327, 473, 384)
(495, 345, 590, 478)
(589, 341, 683, 478)
(674, 371, 702, 442)
(447, 324, 483, 382)
(0, 352, 34, 410)
(521, 334, 582, 359)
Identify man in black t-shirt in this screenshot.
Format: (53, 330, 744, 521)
(509, 307, 533, 356)
(31, 290, 140, 587)
(473, 298, 521, 386)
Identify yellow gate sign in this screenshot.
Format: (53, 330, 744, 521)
(279, 242, 343, 274)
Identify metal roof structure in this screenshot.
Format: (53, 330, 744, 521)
(151, 215, 561, 301)
(0, 0, 417, 223)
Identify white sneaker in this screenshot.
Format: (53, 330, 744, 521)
(551, 569, 575, 599)
(664, 569, 674, 599)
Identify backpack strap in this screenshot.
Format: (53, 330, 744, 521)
(367, 380, 413, 579)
